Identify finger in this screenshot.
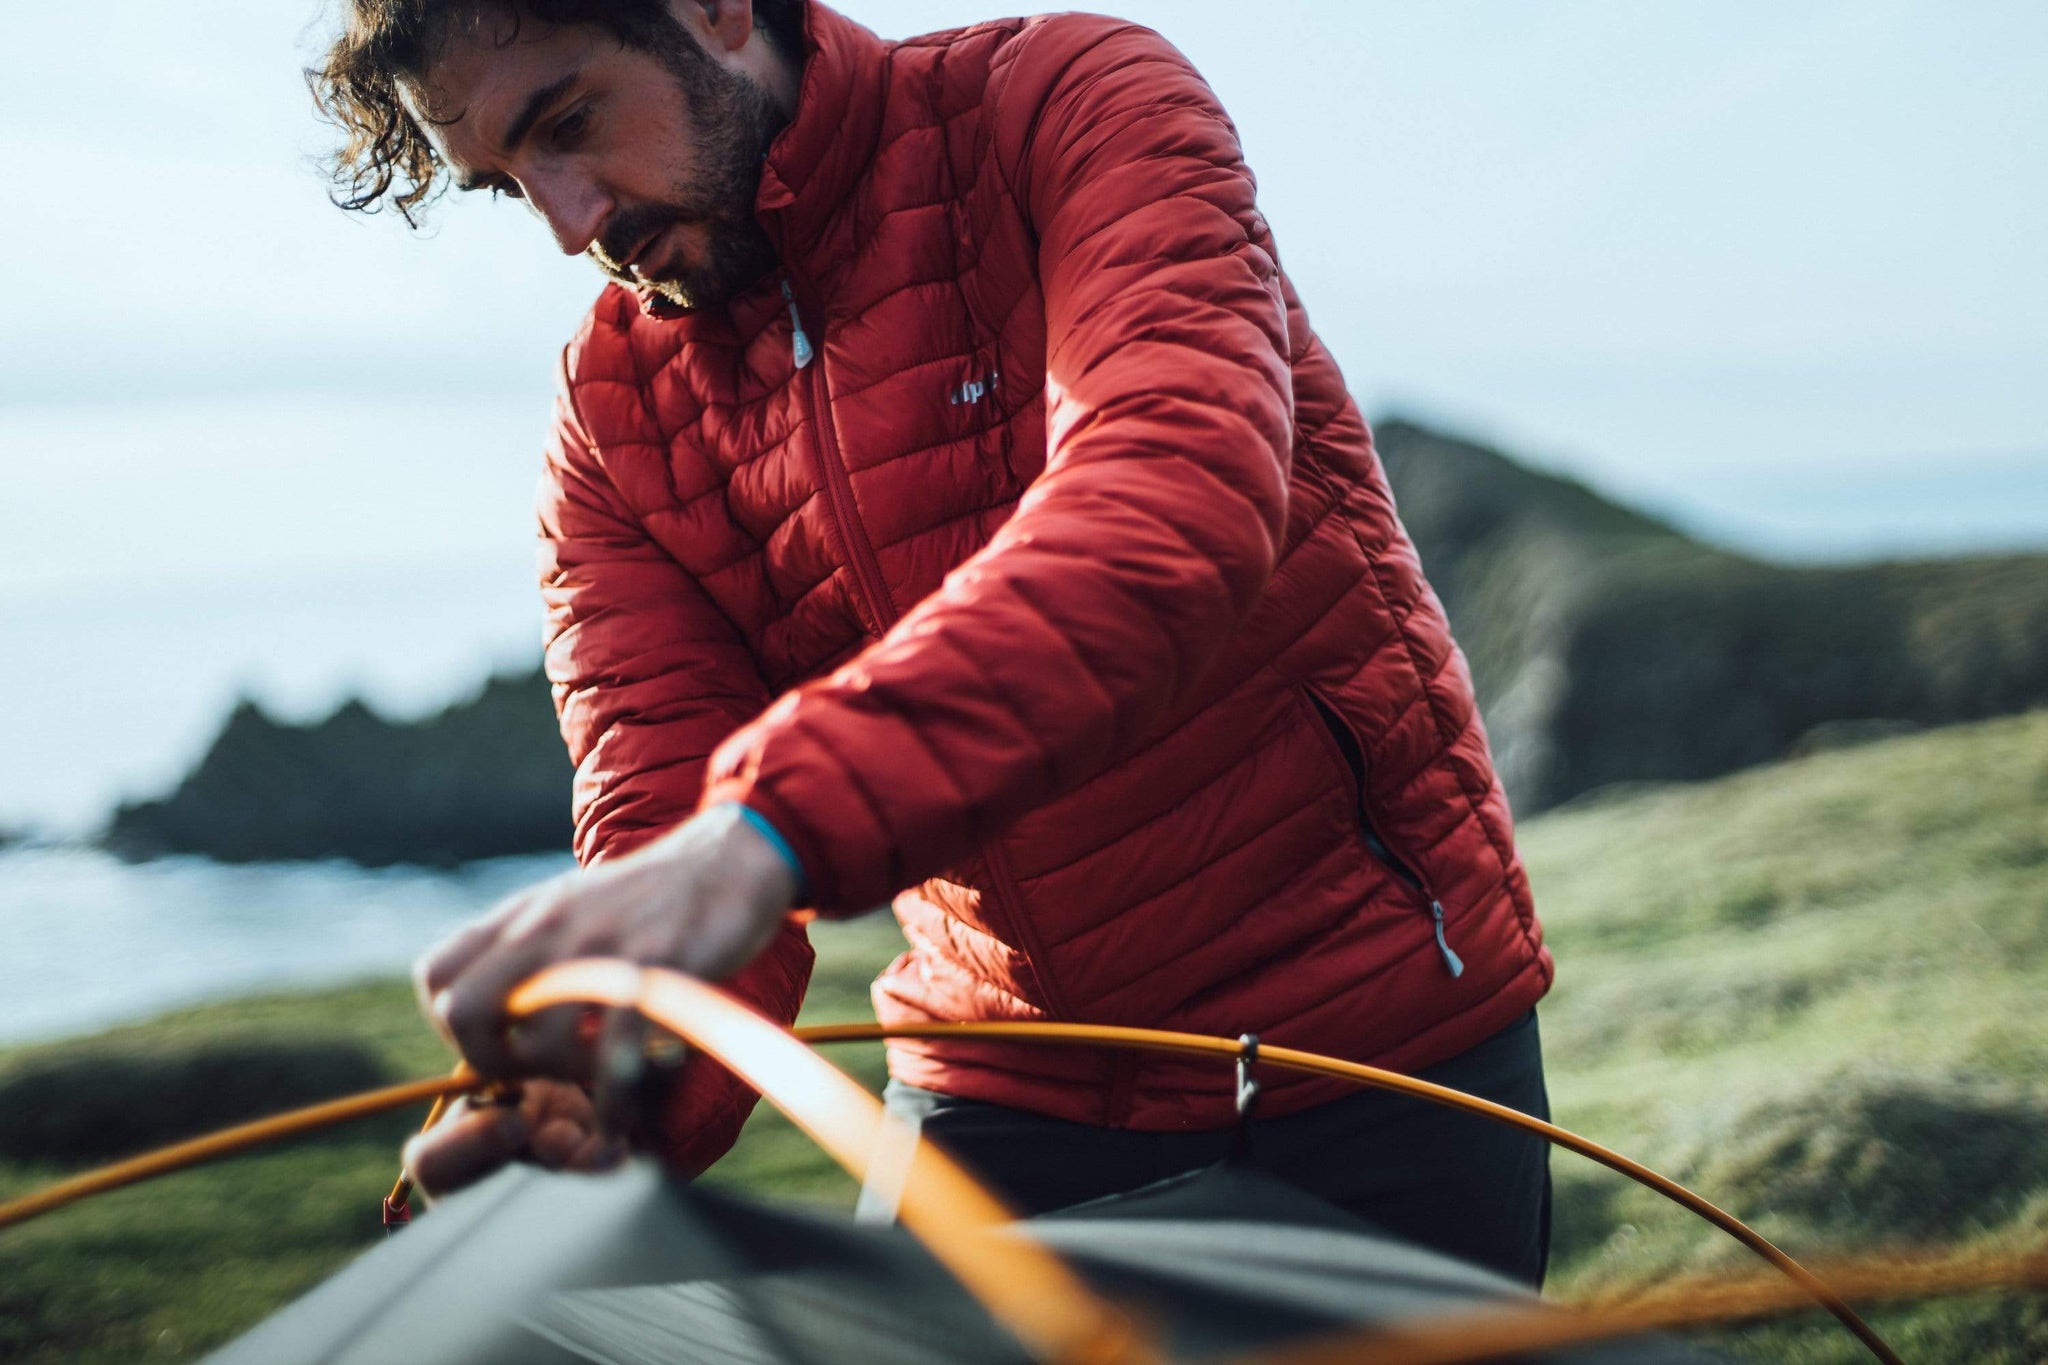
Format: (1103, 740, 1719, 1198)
(530, 1116, 626, 1171)
(403, 1101, 530, 1201)
(414, 895, 528, 1019)
(506, 1003, 604, 1086)
(526, 1076, 601, 1136)
(436, 930, 556, 1080)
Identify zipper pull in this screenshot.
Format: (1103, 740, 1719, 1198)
(782, 279, 814, 369)
(1430, 901, 1465, 978)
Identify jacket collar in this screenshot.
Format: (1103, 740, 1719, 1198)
(753, 1, 889, 286)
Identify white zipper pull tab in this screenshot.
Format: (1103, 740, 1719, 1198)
(782, 279, 814, 369)
(1430, 900, 1465, 978)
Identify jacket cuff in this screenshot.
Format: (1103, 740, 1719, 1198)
(700, 776, 868, 916)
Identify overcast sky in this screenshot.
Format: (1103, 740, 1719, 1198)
(5, 1, 2045, 547)
(1, 1, 2044, 828)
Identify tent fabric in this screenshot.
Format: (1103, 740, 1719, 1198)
(207, 1161, 1725, 1364)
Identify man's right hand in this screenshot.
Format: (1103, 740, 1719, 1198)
(402, 1079, 624, 1201)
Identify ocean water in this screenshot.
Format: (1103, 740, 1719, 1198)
(0, 845, 573, 1045)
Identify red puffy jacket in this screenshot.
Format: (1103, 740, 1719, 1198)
(539, 2, 1552, 1172)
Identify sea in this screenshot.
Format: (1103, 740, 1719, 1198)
(0, 846, 573, 1045)
(0, 391, 567, 1044)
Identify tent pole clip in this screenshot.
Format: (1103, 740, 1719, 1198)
(1235, 1033, 1261, 1122)
(1229, 1033, 1261, 1162)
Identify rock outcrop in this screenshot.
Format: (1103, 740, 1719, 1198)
(106, 672, 571, 865)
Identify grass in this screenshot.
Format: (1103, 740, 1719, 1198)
(3, 711, 2046, 1360)
(1531, 708, 2048, 1360)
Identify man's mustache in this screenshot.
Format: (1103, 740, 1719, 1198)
(592, 205, 689, 277)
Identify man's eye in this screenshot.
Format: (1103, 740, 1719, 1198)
(552, 110, 590, 147)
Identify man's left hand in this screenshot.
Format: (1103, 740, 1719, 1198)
(415, 804, 800, 1084)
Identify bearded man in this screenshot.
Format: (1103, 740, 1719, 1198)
(313, 0, 1557, 1286)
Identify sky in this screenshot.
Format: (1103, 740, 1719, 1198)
(1, 0, 2044, 831)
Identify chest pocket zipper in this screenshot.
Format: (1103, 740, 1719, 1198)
(1302, 688, 1465, 978)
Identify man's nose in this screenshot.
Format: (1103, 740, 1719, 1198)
(521, 169, 612, 257)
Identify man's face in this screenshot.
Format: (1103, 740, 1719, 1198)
(412, 4, 785, 311)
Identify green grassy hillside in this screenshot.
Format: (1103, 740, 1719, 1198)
(1530, 707, 2048, 1360)
(1374, 420, 2048, 813)
(7, 711, 2047, 1361)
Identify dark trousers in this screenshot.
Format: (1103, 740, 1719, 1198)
(884, 1009, 1553, 1290)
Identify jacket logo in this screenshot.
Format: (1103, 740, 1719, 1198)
(949, 371, 1000, 407)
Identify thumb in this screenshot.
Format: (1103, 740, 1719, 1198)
(403, 1099, 531, 1203)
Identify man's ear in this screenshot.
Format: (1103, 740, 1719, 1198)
(682, 0, 757, 55)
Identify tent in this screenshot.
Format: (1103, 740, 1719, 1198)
(208, 1157, 1724, 1364)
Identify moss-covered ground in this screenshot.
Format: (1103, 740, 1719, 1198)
(4, 710, 2045, 1361)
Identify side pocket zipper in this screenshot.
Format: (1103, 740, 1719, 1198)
(1302, 688, 1465, 978)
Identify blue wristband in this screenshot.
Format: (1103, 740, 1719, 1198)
(725, 802, 807, 899)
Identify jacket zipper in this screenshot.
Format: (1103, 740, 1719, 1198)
(784, 279, 896, 632)
(1303, 688, 1464, 978)
(782, 281, 1124, 1103)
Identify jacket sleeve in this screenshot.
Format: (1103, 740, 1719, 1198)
(701, 21, 1294, 914)
(541, 357, 814, 1174)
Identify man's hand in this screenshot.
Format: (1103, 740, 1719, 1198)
(415, 804, 801, 1086)
(402, 1080, 621, 1200)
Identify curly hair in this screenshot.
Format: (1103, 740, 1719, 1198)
(308, 0, 802, 224)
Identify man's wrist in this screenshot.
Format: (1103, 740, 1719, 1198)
(716, 801, 808, 902)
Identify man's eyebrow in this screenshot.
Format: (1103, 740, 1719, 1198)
(498, 72, 581, 156)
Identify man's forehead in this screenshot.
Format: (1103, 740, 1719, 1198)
(404, 13, 592, 166)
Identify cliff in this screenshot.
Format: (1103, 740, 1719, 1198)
(105, 672, 572, 866)
(1375, 419, 2048, 809)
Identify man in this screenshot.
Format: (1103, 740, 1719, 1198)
(312, 0, 1556, 1285)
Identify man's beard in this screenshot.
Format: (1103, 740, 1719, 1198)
(589, 22, 786, 311)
